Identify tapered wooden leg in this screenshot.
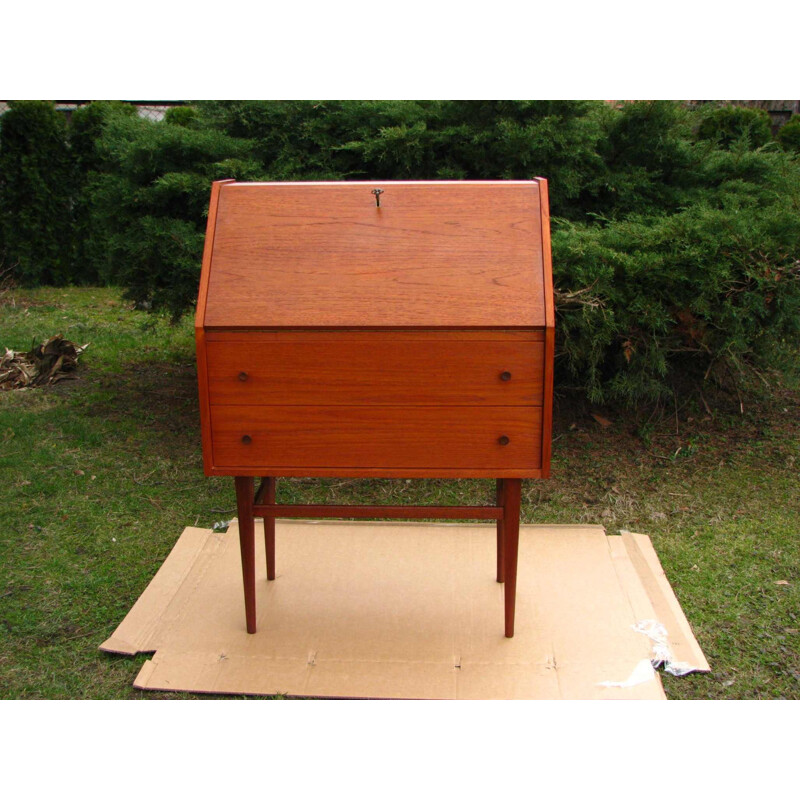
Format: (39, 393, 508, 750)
(264, 476, 276, 581)
(496, 478, 505, 583)
(503, 478, 522, 638)
(234, 476, 257, 634)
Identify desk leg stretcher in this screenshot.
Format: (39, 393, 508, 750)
(233, 476, 522, 637)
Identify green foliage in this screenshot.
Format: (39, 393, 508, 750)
(80, 111, 262, 317)
(696, 104, 773, 150)
(776, 116, 800, 152)
(96, 113, 255, 185)
(109, 216, 206, 315)
(1, 99, 798, 404)
(164, 104, 199, 128)
(554, 190, 800, 403)
(0, 101, 75, 284)
(70, 102, 139, 284)
(70, 101, 137, 174)
(590, 101, 702, 217)
(197, 100, 606, 216)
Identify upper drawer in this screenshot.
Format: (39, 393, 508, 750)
(205, 332, 545, 406)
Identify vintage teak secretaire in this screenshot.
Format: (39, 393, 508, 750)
(196, 179, 555, 638)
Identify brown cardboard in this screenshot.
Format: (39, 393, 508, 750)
(101, 521, 709, 699)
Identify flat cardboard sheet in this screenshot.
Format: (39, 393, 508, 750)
(101, 521, 709, 699)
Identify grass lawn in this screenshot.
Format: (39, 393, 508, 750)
(0, 286, 798, 699)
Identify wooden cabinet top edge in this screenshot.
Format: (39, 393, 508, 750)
(217, 179, 542, 188)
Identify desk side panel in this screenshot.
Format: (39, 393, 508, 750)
(535, 177, 555, 478)
(195, 327, 216, 476)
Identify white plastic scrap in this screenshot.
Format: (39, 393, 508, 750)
(598, 658, 656, 688)
(632, 619, 697, 677)
(597, 619, 699, 688)
(212, 519, 233, 532)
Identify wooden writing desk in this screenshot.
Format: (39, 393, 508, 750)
(196, 180, 554, 637)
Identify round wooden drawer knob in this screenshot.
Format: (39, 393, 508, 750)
(500, 371, 512, 381)
(498, 435, 510, 446)
(241, 435, 252, 445)
(238, 371, 249, 382)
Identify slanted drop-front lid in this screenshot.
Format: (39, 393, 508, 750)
(201, 180, 549, 329)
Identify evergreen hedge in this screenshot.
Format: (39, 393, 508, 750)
(554, 197, 800, 402)
(0, 100, 798, 403)
(777, 116, 800, 153)
(78, 111, 262, 316)
(0, 101, 75, 284)
(696, 104, 773, 150)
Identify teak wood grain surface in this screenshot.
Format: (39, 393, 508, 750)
(195, 179, 555, 637)
(210, 404, 544, 471)
(202, 181, 545, 329)
(206, 335, 545, 406)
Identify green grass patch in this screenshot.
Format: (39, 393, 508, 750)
(0, 287, 798, 699)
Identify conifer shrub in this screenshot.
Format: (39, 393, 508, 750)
(71, 101, 138, 174)
(776, 116, 800, 152)
(70, 101, 139, 283)
(696, 104, 773, 150)
(553, 192, 800, 402)
(196, 100, 606, 218)
(589, 101, 702, 217)
(1, 99, 798, 403)
(0, 101, 75, 284)
(81, 110, 263, 317)
(164, 105, 200, 128)
(106, 100, 800, 398)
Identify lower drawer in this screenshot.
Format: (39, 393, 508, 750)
(210, 405, 543, 471)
